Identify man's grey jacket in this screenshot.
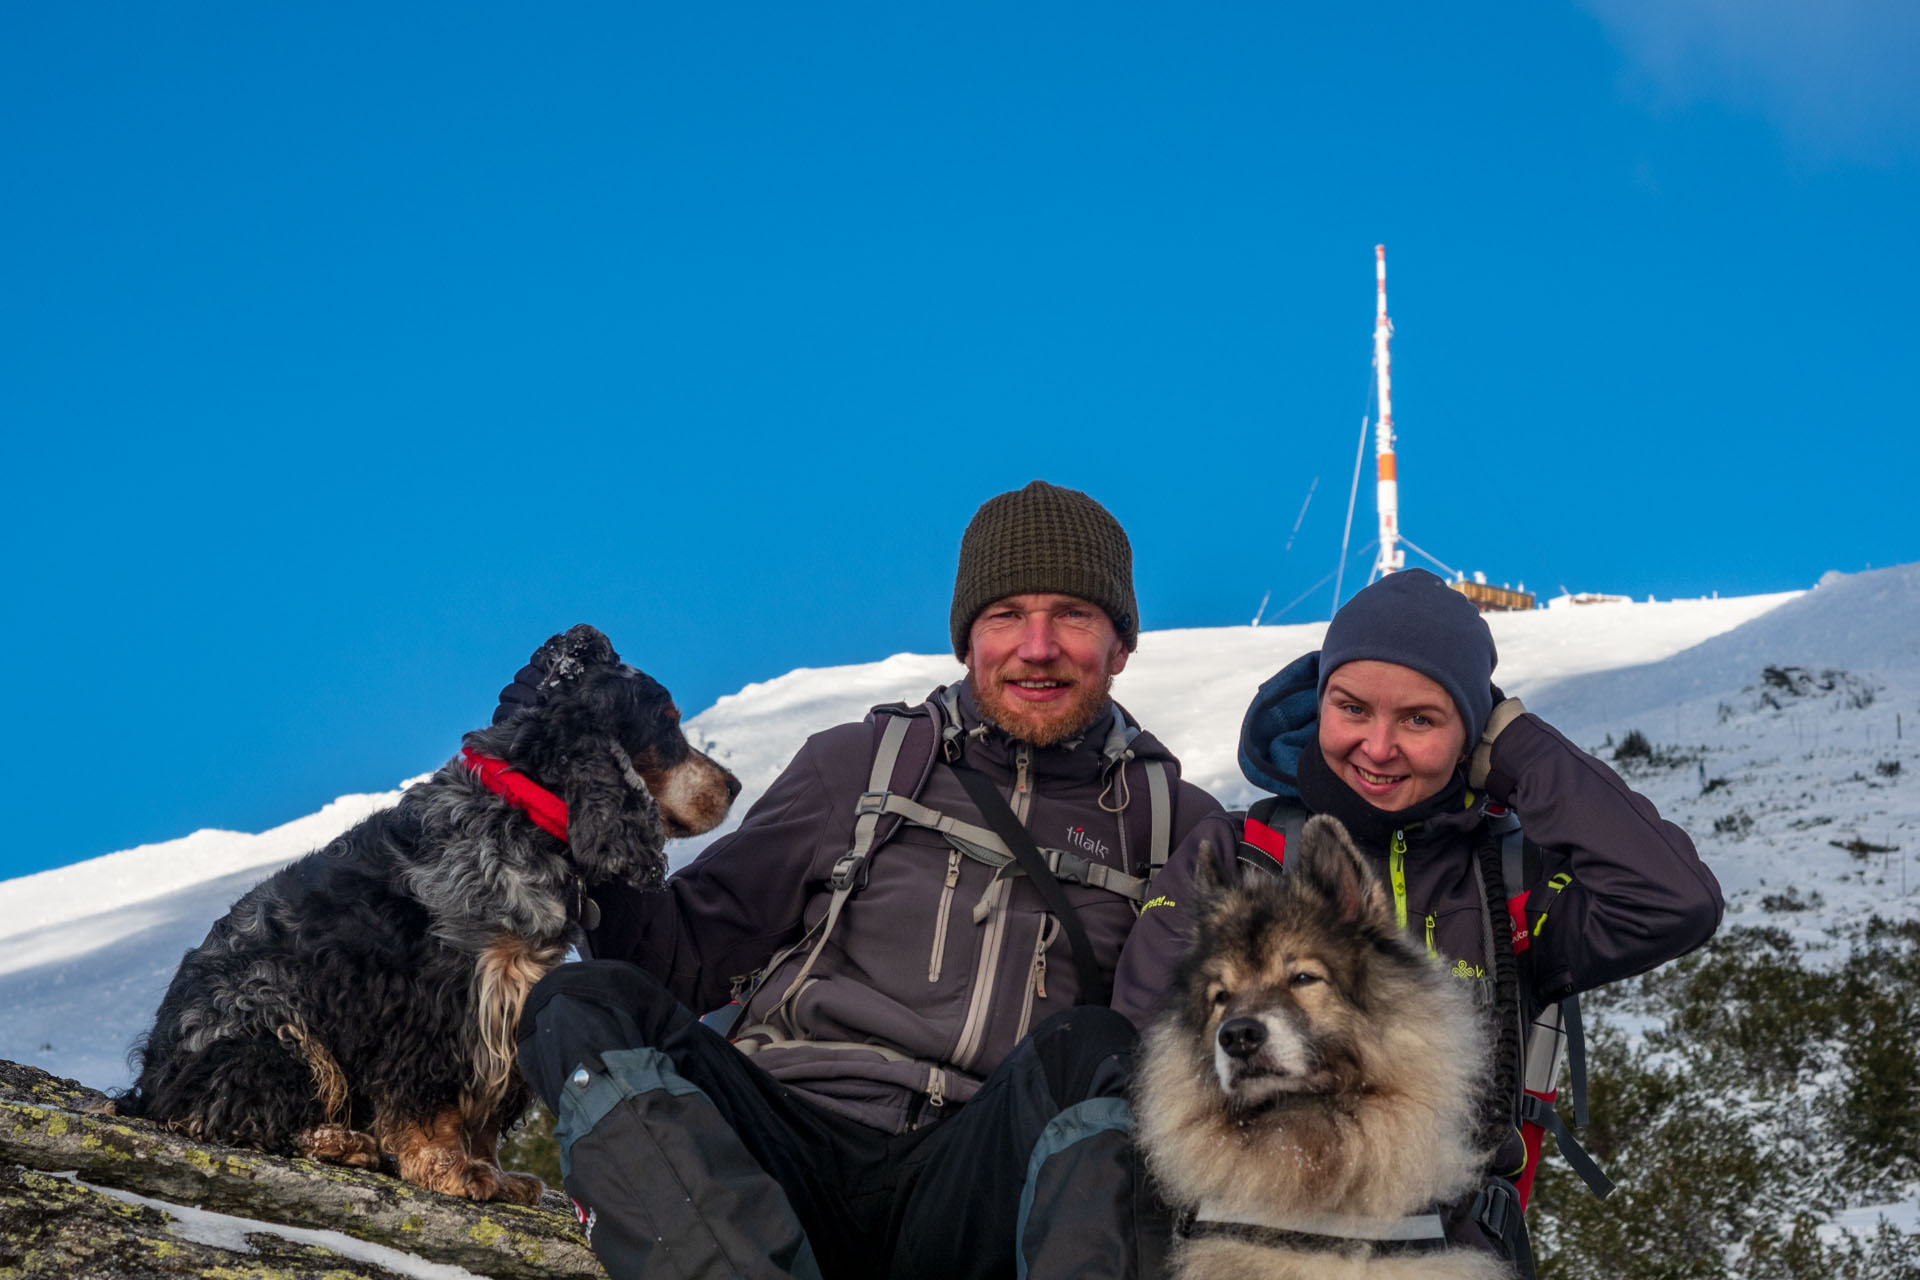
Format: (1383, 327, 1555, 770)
(583, 679, 1223, 1134)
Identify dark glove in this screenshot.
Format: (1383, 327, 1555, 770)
(1467, 686, 1527, 791)
(491, 661, 547, 726)
(491, 625, 621, 726)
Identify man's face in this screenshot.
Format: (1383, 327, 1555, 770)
(1316, 660, 1468, 810)
(964, 593, 1130, 746)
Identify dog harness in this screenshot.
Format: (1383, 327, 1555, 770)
(1175, 1204, 1450, 1259)
(460, 747, 569, 840)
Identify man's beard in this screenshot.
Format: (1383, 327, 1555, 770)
(972, 668, 1116, 747)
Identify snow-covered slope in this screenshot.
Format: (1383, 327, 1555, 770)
(1525, 563, 1920, 954)
(0, 794, 410, 1092)
(5, 568, 1915, 1094)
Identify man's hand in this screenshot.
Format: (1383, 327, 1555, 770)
(492, 660, 546, 726)
(1468, 691, 1527, 790)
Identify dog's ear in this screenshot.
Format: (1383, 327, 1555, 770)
(533, 625, 623, 694)
(1292, 815, 1391, 929)
(561, 738, 668, 891)
(1190, 837, 1234, 903)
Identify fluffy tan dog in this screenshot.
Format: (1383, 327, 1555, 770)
(1134, 815, 1511, 1279)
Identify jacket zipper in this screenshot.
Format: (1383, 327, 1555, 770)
(1012, 742, 1032, 822)
(952, 873, 1011, 1070)
(929, 848, 962, 982)
(1425, 911, 1438, 959)
(1015, 913, 1062, 1043)
(1390, 828, 1410, 932)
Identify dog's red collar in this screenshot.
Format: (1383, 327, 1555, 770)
(460, 747, 568, 841)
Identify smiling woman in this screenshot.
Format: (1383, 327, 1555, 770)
(1319, 660, 1468, 809)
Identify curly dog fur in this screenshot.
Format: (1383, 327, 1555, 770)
(120, 625, 737, 1203)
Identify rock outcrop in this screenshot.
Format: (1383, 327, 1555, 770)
(0, 1060, 602, 1279)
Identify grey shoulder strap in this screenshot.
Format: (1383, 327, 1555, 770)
(1144, 760, 1172, 873)
(936, 685, 966, 760)
(1097, 704, 1171, 875)
(764, 709, 917, 1021)
(848, 712, 915, 865)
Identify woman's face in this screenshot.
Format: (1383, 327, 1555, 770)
(1318, 660, 1470, 810)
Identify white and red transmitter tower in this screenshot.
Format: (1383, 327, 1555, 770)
(1369, 243, 1405, 581)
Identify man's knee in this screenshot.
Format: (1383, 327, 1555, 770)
(1007, 1010, 1166, 1278)
(548, 1036, 822, 1279)
(516, 960, 685, 1107)
(521, 958, 680, 1034)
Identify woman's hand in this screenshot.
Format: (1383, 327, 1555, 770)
(1468, 689, 1529, 790)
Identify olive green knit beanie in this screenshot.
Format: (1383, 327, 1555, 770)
(949, 480, 1139, 659)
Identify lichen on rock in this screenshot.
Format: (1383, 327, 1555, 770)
(0, 1060, 602, 1280)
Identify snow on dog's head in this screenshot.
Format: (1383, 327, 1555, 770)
(475, 624, 740, 886)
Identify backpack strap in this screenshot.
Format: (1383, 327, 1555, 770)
(757, 710, 924, 1022)
(949, 762, 1108, 1006)
(836, 711, 919, 888)
(1238, 795, 1306, 876)
(1482, 804, 1610, 1207)
(1471, 831, 1527, 1156)
(847, 695, 1166, 906)
(737, 692, 1166, 1035)
(1144, 760, 1172, 874)
(1498, 812, 1589, 1124)
(1092, 703, 1174, 878)
(850, 790, 1155, 900)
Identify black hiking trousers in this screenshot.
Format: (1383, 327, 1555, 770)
(516, 960, 1170, 1280)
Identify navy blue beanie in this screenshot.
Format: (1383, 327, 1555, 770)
(1318, 570, 1498, 745)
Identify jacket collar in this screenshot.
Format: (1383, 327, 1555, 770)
(1296, 739, 1481, 847)
(946, 679, 1167, 778)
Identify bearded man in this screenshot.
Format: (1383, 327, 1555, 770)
(514, 480, 1222, 1280)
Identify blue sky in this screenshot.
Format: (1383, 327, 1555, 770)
(6, 2, 1917, 879)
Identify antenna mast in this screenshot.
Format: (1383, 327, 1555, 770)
(1370, 244, 1405, 581)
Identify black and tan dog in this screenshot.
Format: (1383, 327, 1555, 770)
(1135, 816, 1508, 1279)
(120, 625, 737, 1203)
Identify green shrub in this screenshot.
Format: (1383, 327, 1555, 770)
(1530, 924, 1920, 1279)
(500, 1100, 564, 1189)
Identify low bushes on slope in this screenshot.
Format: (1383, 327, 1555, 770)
(1532, 921, 1920, 1279)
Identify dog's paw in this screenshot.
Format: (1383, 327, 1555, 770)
(296, 1124, 383, 1169)
(415, 1155, 538, 1203)
(496, 1170, 545, 1206)
(447, 1158, 543, 1203)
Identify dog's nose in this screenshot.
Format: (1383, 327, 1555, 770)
(724, 772, 742, 802)
(1217, 1017, 1266, 1060)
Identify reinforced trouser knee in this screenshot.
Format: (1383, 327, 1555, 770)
(517, 961, 822, 1280)
(894, 1006, 1171, 1280)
